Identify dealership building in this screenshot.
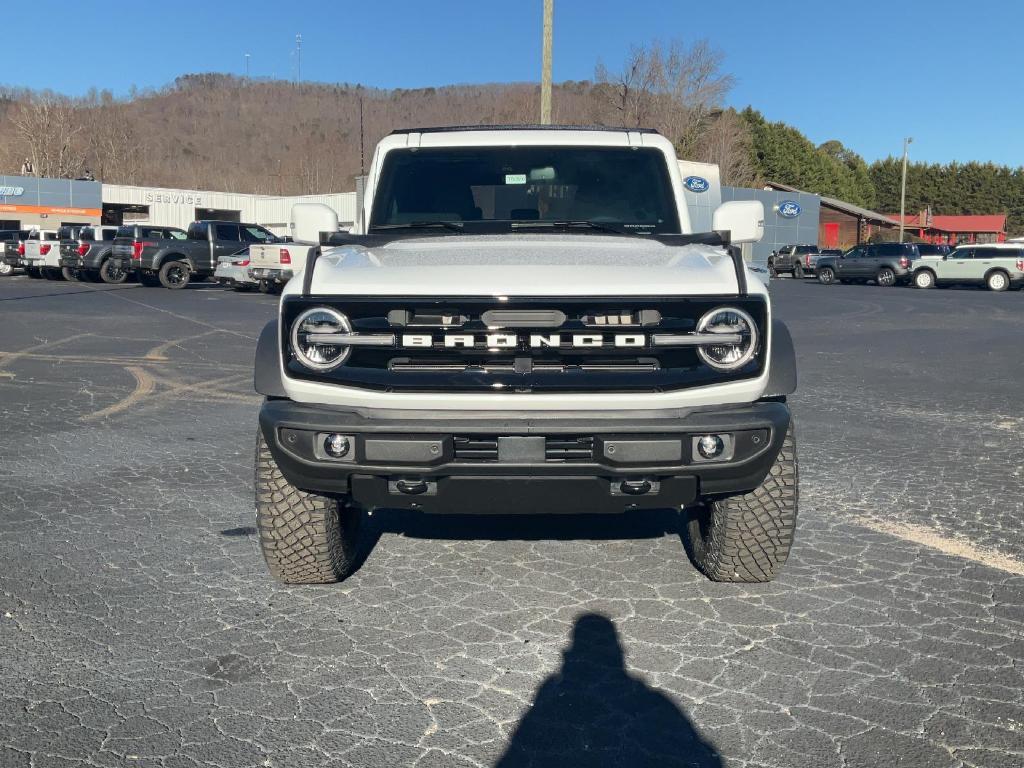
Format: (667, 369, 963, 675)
(0, 174, 357, 235)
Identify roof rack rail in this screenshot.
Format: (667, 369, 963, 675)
(389, 124, 660, 135)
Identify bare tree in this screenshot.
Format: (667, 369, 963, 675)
(10, 96, 85, 178)
(695, 110, 755, 186)
(594, 39, 735, 157)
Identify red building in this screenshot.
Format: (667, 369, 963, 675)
(888, 213, 1007, 244)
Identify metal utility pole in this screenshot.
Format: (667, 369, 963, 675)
(294, 34, 302, 82)
(540, 0, 553, 124)
(899, 136, 913, 242)
(359, 93, 365, 176)
(244, 53, 250, 78)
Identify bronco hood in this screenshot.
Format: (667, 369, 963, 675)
(294, 234, 749, 297)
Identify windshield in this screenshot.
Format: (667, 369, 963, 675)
(369, 146, 680, 234)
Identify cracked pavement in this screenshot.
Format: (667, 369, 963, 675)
(0, 275, 1021, 768)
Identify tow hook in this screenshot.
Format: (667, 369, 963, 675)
(620, 479, 653, 495)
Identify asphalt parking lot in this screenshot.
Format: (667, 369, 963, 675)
(1, 275, 1022, 768)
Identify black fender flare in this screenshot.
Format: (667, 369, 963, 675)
(764, 319, 797, 397)
(254, 319, 287, 397)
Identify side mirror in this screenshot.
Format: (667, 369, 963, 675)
(290, 203, 339, 244)
(712, 201, 764, 244)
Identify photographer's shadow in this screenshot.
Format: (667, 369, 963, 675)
(496, 613, 722, 768)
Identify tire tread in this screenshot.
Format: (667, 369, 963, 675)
(688, 425, 798, 582)
(254, 430, 361, 584)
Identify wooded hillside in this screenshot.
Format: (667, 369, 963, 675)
(1, 48, 1020, 235)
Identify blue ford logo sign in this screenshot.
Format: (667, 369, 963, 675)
(778, 200, 801, 218)
(684, 176, 710, 193)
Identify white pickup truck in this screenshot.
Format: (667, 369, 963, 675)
(252, 125, 798, 587)
(246, 241, 313, 293)
(22, 229, 63, 280)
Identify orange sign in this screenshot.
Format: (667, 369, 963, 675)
(0, 203, 102, 216)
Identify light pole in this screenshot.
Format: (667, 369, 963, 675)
(899, 136, 913, 242)
(540, 0, 553, 124)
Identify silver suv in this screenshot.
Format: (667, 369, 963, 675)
(911, 243, 1024, 291)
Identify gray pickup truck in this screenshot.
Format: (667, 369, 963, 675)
(59, 225, 124, 283)
(111, 220, 279, 289)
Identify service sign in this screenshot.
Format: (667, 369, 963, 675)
(145, 191, 204, 205)
(0, 186, 26, 197)
(684, 176, 710, 193)
(778, 201, 801, 218)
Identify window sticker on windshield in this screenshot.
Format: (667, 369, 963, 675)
(504, 174, 527, 185)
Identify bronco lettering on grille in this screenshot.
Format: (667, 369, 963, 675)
(400, 334, 648, 348)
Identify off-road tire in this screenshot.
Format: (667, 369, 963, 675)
(817, 267, 835, 285)
(61, 266, 78, 281)
(99, 258, 128, 284)
(686, 425, 798, 583)
(158, 260, 190, 289)
(986, 270, 1009, 292)
(139, 272, 161, 287)
(914, 269, 935, 289)
(793, 263, 804, 279)
(255, 429, 363, 584)
(767, 260, 777, 278)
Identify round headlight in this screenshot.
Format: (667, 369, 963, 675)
(290, 307, 352, 371)
(696, 307, 758, 371)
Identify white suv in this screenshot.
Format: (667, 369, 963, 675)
(252, 126, 799, 585)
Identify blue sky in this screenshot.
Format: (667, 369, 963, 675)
(3, 0, 1018, 166)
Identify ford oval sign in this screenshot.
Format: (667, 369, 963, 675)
(778, 200, 801, 218)
(684, 176, 710, 193)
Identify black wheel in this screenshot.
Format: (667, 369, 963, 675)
(876, 267, 896, 287)
(817, 267, 835, 285)
(686, 424, 798, 583)
(793, 263, 804, 279)
(767, 261, 777, 278)
(26, 267, 43, 279)
(255, 429, 363, 584)
(258, 279, 271, 294)
(913, 270, 935, 289)
(99, 259, 128, 284)
(158, 260, 190, 289)
(139, 272, 161, 287)
(61, 266, 79, 281)
(986, 270, 1009, 292)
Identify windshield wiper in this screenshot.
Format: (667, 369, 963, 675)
(511, 220, 626, 235)
(370, 221, 465, 233)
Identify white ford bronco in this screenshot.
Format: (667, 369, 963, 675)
(253, 126, 799, 585)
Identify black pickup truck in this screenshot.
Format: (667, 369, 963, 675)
(58, 225, 123, 283)
(111, 220, 279, 289)
(0, 230, 30, 276)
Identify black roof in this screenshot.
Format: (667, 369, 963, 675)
(389, 124, 659, 135)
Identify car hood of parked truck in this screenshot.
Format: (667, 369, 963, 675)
(288, 234, 757, 297)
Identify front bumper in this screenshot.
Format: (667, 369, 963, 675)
(259, 399, 791, 514)
(249, 267, 293, 284)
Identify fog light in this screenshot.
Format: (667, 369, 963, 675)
(324, 433, 350, 458)
(696, 434, 725, 460)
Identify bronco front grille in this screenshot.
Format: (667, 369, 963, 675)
(282, 295, 767, 394)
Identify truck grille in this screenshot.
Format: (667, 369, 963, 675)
(282, 296, 767, 394)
